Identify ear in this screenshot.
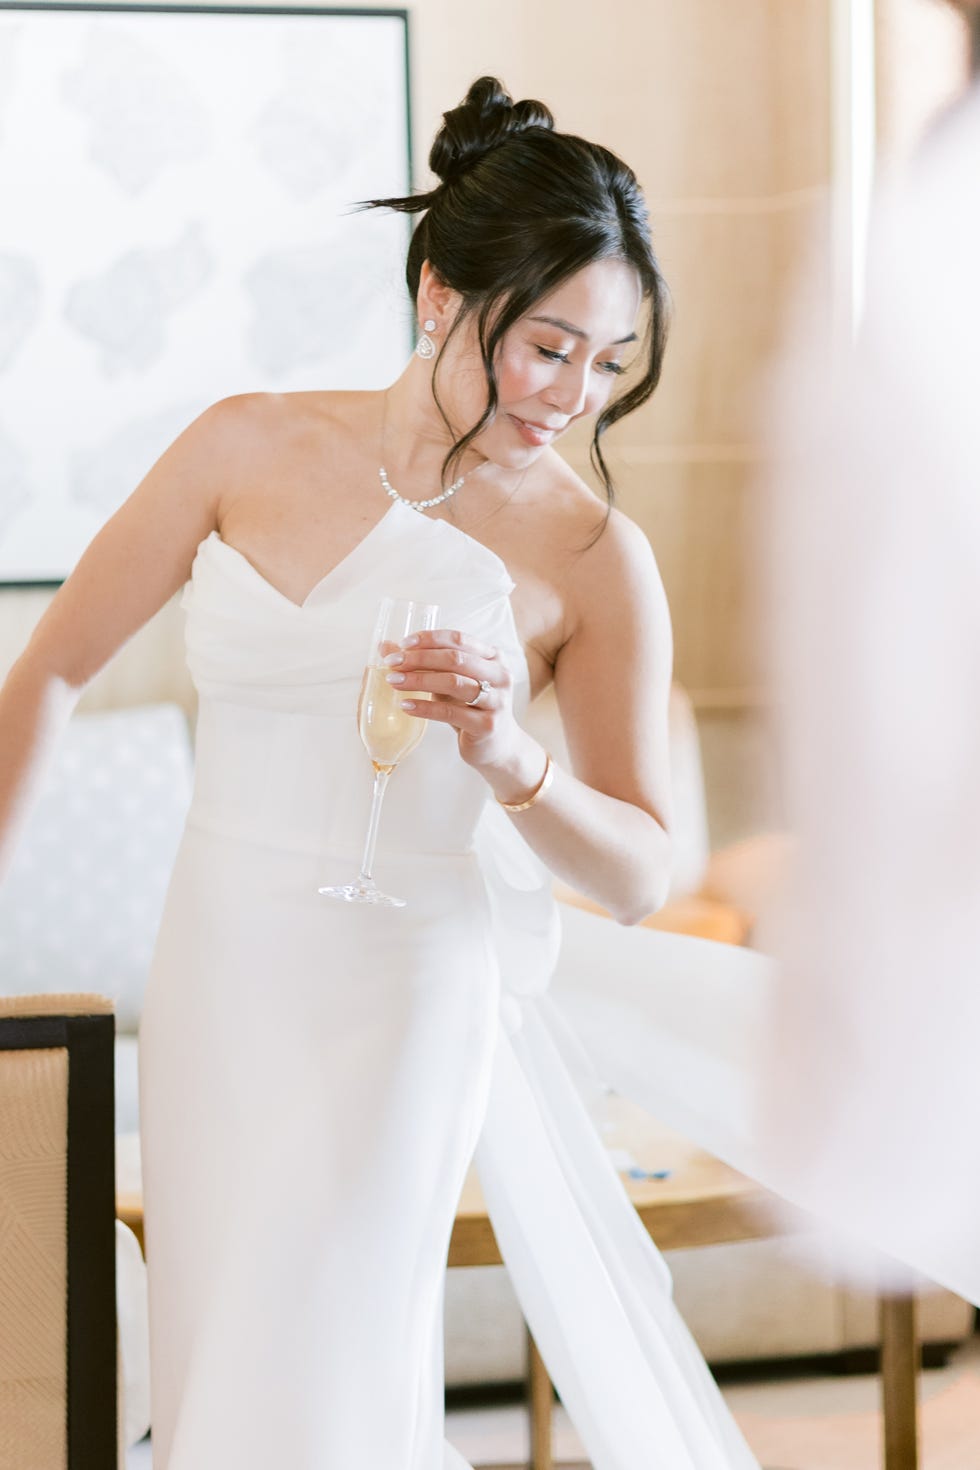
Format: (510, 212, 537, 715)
(417, 259, 458, 327)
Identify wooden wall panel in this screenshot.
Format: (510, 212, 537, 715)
(636, 202, 829, 449)
(562, 455, 768, 702)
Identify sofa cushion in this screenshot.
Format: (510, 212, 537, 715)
(0, 703, 193, 1034)
(115, 1033, 140, 1135)
(116, 1219, 150, 1449)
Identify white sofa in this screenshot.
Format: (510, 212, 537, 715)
(0, 585, 972, 1397)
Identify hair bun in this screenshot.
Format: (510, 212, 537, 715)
(429, 75, 555, 187)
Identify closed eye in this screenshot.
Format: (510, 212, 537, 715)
(536, 346, 625, 376)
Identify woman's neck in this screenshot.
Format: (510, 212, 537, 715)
(379, 378, 489, 490)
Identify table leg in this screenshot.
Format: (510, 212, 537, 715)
(526, 1323, 553, 1470)
(879, 1292, 919, 1470)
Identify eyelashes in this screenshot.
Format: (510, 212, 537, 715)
(536, 346, 625, 376)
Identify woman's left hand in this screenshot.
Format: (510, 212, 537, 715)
(381, 628, 520, 773)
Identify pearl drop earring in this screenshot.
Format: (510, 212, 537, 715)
(415, 319, 437, 360)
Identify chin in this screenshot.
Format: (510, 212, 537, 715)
(470, 425, 523, 461)
(471, 414, 554, 468)
(495, 439, 546, 466)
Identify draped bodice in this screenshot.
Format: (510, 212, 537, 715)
(179, 498, 562, 1021)
(180, 499, 530, 858)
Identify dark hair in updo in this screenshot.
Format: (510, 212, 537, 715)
(349, 75, 670, 517)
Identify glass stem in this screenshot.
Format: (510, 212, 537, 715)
(359, 765, 393, 884)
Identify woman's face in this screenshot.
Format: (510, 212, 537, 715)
(437, 258, 644, 468)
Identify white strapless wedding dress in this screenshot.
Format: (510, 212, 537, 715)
(137, 497, 766, 1470)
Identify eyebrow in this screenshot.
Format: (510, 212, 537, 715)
(528, 314, 639, 345)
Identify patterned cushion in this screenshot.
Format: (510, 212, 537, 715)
(0, 703, 192, 1034)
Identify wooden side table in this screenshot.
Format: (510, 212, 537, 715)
(117, 1101, 920, 1470)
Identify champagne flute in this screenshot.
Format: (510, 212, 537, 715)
(318, 596, 439, 906)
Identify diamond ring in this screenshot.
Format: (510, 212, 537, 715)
(466, 678, 492, 708)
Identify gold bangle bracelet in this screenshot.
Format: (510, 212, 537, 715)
(496, 751, 554, 813)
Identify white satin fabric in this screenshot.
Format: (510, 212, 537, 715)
(138, 497, 762, 1469)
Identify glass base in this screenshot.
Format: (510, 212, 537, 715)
(318, 881, 406, 908)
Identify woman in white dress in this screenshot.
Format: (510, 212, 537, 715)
(0, 76, 762, 1469)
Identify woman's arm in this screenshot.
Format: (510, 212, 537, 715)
(486, 509, 673, 924)
(0, 395, 245, 880)
(396, 508, 673, 925)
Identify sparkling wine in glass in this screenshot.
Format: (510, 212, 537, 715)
(318, 596, 439, 906)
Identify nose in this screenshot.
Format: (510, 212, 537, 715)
(545, 363, 592, 419)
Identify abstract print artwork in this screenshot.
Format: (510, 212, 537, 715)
(0, 3, 412, 580)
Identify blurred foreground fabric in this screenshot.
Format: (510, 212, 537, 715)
(751, 80, 980, 1306)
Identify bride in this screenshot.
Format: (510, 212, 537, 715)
(0, 75, 762, 1469)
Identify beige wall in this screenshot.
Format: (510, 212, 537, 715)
(405, 0, 831, 715)
(397, 0, 839, 842)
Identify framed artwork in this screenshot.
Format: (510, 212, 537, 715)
(0, 2, 413, 584)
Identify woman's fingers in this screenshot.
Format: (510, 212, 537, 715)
(396, 628, 498, 661)
(383, 628, 514, 729)
(385, 668, 495, 701)
(384, 646, 503, 680)
(382, 631, 510, 696)
(398, 694, 491, 725)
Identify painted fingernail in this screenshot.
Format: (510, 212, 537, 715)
(401, 635, 419, 648)
(400, 700, 416, 710)
(383, 651, 404, 666)
(385, 672, 405, 684)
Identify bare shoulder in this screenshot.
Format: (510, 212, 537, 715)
(537, 462, 668, 643)
(211, 389, 372, 512)
(203, 388, 336, 456)
(13, 389, 330, 691)
(581, 501, 662, 580)
(203, 387, 364, 446)
(184, 391, 284, 480)
(197, 388, 283, 436)
(544, 469, 673, 834)
(234, 387, 371, 439)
